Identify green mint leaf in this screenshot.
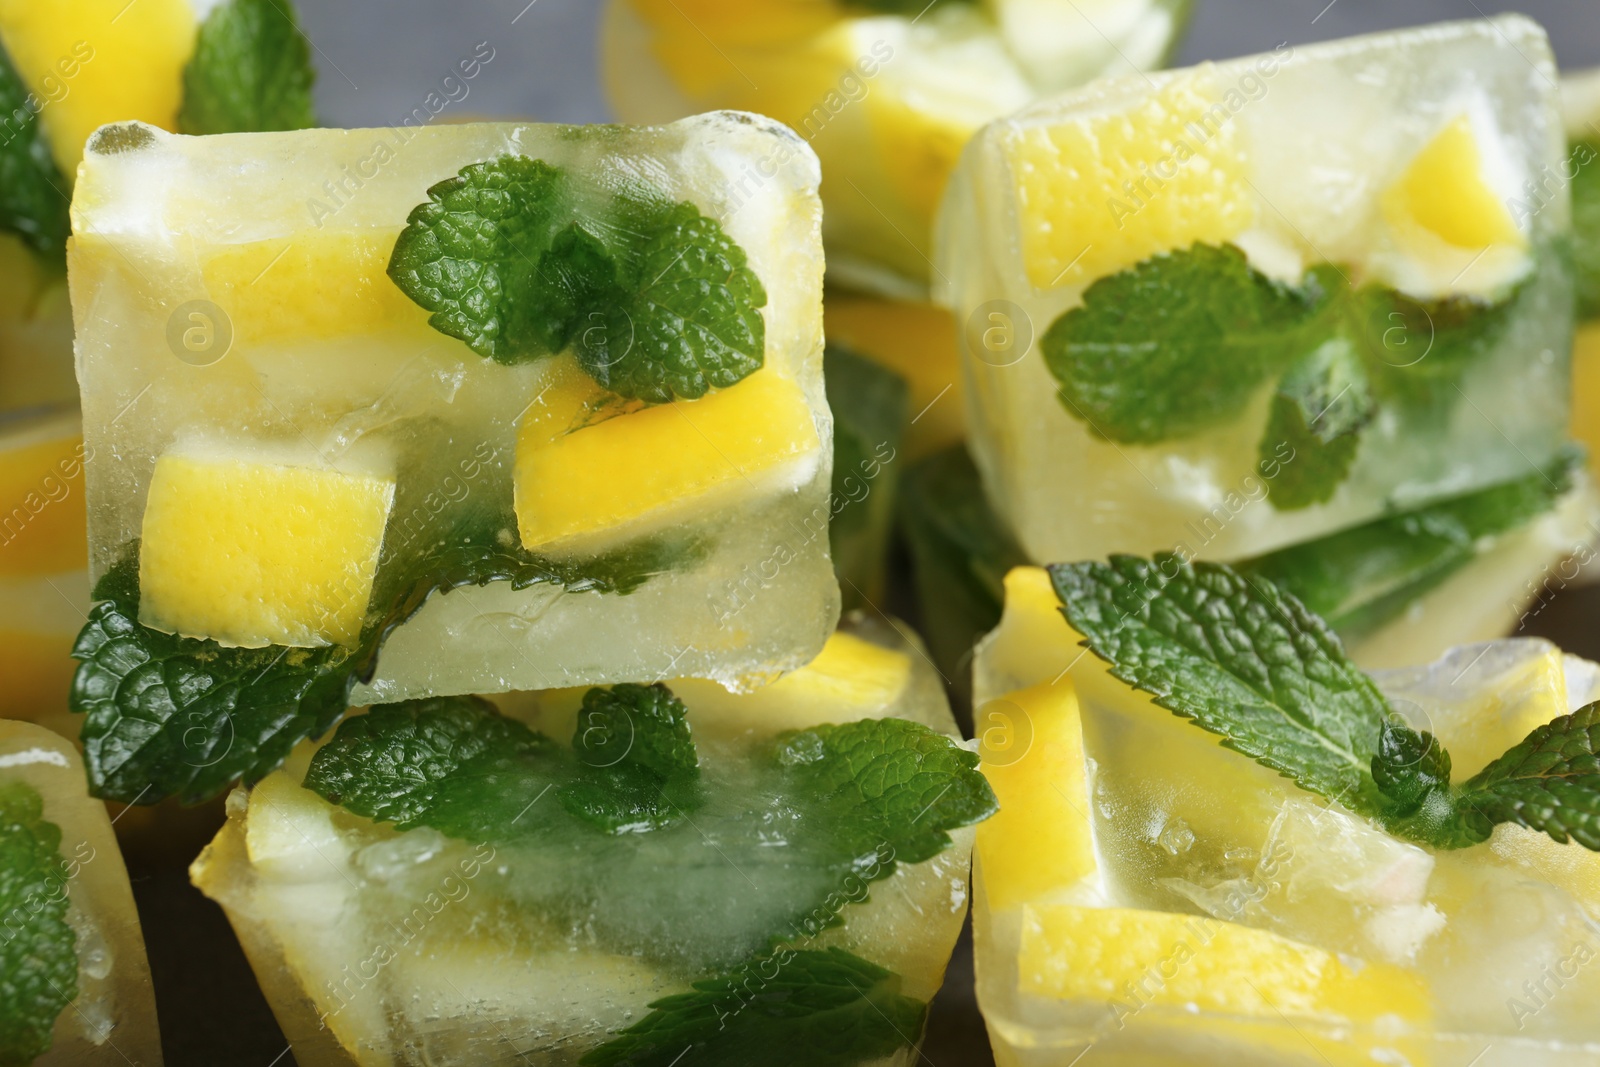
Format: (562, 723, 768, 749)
(563, 683, 701, 832)
(72, 521, 701, 806)
(581, 947, 926, 1067)
(575, 200, 768, 404)
(1567, 139, 1600, 320)
(824, 343, 908, 606)
(0, 782, 77, 1067)
(389, 158, 766, 402)
(1259, 336, 1374, 510)
(0, 43, 69, 265)
(177, 0, 316, 134)
(1238, 450, 1578, 638)
(70, 548, 353, 805)
(1371, 720, 1452, 817)
(1041, 243, 1328, 443)
(776, 717, 998, 868)
(1459, 703, 1600, 850)
(302, 695, 560, 839)
(1049, 554, 1394, 814)
(1351, 280, 1526, 413)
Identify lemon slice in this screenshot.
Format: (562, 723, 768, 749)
(0, 407, 85, 578)
(139, 452, 396, 648)
(1573, 323, 1600, 482)
(825, 294, 963, 459)
(0, 0, 199, 174)
(1383, 114, 1526, 253)
(975, 679, 1096, 909)
(1005, 68, 1254, 289)
(1018, 903, 1431, 1044)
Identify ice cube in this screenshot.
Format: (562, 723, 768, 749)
(1562, 69, 1600, 485)
(192, 615, 978, 1066)
(0, 720, 161, 1065)
(602, 0, 1186, 295)
(68, 113, 840, 697)
(973, 557, 1600, 1063)
(938, 17, 1574, 565)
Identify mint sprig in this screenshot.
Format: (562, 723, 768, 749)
(71, 524, 701, 806)
(178, 0, 317, 134)
(581, 947, 926, 1067)
(0, 43, 69, 266)
(1051, 555, 1600, 852)
(0, 782, 77, 1067)
(388, 158, 767, 403)
(1041, 243, 1529, 507)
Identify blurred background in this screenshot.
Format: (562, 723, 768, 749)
(140, 2, 1600, 1064)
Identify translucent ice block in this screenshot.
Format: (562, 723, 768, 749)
(603, 0, 1188, 295)
(68, 114, 840, 699)
(0, 408, 89, 738)
(0, 720, 160, 1065)
(938, 17, 1574, 565)
(972, 566, 1600, 1065)
(192, 614, 988, 1067)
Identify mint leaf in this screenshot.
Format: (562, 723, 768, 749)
(1041, 243, 1327, 444)
(575, 200, 768, 404)
(824, 344, 908, 607)
(388, 158, 766, 402)
(303, 695, 569, 841)
(178, 0, 316, 134)
(0, 43, 69, 265)
(1572, 139, 1600, 320)
(776, 717, 997, 867)
(1049, 554, 1393, 813)
(563, 683, 701, 832)
(0, 782, 77, 1067)
(72, 524, 700, 806)
(581, 947, 925, 1067)
(70, 548, 353, 805)
(1239, 451, 1578, 638)
(1352, 282, 1525, 413)
(1458, 704, 1600, 850)
(1259, 337, 1374, 509)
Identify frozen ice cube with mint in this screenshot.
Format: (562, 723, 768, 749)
(937, 16, 1576, 566)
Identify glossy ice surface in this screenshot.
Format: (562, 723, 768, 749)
(603, 0, 1187, 296)
(68, 113, 841, 697)
(939, 18, 1573, 565)
(0, 720, 161, 1065)
(973, 573, 1600, 1066)
(192, 614, 974, 1067)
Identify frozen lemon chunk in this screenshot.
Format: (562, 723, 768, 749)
(195, 617, 989, 1066)
(70, 114, 838, 704)
(515, 367, 821, 551)
(139, 452, 394, 647)
(1563, 71, 1600, 482)
(0, 0, 195, 173)
(825, 294, 963, 458)
(603, 0, 1187, 294)
(0, 720, 162, 1066)
(940, 18, 1570, 568)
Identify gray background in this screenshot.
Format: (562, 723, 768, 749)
(145, 3, 1600, 1065)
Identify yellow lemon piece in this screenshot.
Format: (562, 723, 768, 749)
(672, 629, 914, 734)
(979, 566, 1078, 697)
(867, 91, 976, 233)
(1439, 645, 1567, 778)
(976, 679, 1095, 910)
(1383, 114, 1526, 252)
(1573, 323, 1600, 484)
(0, 411, 86, 578)
(514, 368, 822, 551)
(1007, 68, 1254, 289)
(825, 295, 963, 457)
(1019, 903, 1431, 1025)
(139, 453, 396, 647)
(0, 0, 197, 174)
(200, 235, 431, 348)
(244, 770, 350, 880)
